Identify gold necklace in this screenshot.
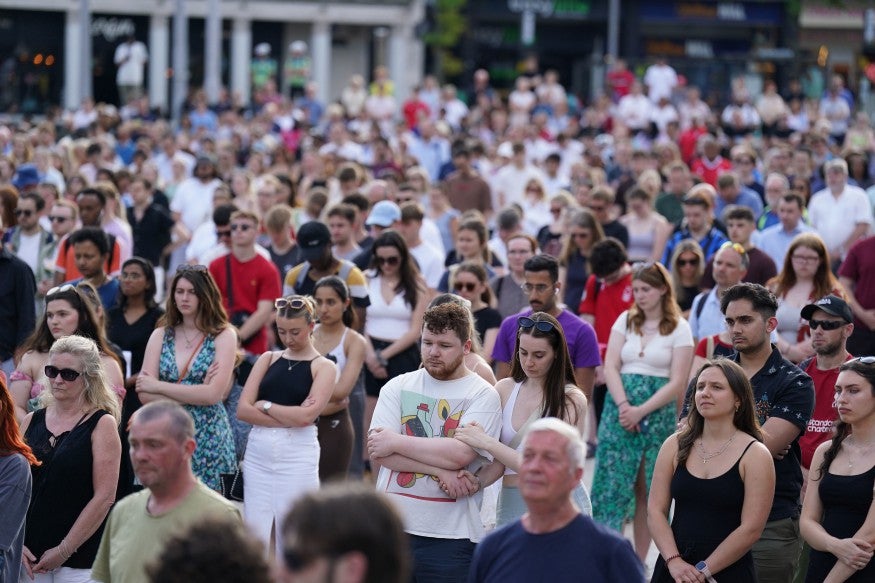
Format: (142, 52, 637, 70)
(179, 326, 201, 348)
(696, 430, 737, 464)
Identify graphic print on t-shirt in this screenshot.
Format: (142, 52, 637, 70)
(385, 389, 469, 502)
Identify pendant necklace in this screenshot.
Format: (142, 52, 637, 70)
(285, 350, 303, 372)
(846, 435, 875, 471)
(696, 430, 737, 464)
(638, 323, 659, 357)
(179, 327, 200, 348)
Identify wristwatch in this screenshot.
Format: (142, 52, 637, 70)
(695, 561, 718, 583)
(262, 401, 273, 413)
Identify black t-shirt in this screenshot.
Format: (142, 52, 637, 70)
(107, 304, 164, 376)
(127, 203, 174, 265)
(269, 244, 304, 282)
(601, 220, 629, 250)
(473, 306, 502, 345)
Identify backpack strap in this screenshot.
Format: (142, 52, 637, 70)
(294, 262, 312, 292)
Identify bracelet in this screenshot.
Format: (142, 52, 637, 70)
(664, 553, 681, 564)
(374, 349, 389, 368)
(59, 538, 74, 560)
(617, 399, 629, 407)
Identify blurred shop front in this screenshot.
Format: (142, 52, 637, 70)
(0, 10, 64, 114)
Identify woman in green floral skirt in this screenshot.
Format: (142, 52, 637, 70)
(590, 262, 694, 560)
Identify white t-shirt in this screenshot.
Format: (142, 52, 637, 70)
(808, 185, 874, 257)
(613, 311, 694, 377)
(170, 177, 222, 232)
(115, 41, 149, 86)
(643, 64, 678, 103)
(370, 368, 501, 542)
(410, 242, 445, 289)
(16, 231, 41, 274)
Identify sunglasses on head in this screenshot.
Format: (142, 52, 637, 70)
(809, 319, 846, 331)
(46, 284, 76, 297)
(275, 297, 307, 311)
(518, 316, 556, 333)
(45, 365, 82, 382)
(720, 241, 746, 256)
(375, 256, 400, 267)
(850, 356, 875, 365)
(176, 264, 208, 274)
(454, 281, 478, 292)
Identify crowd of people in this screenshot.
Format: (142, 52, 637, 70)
(1, 54, 875, 583)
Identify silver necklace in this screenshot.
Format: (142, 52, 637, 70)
(696, 430, 737, 464)
(179, 327, 200, 348)
(845, 436, 875, 470)
(285, 351, 304, 372)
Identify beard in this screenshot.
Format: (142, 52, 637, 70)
(813, 337, 842, 357)
(423, 352, 465, 381)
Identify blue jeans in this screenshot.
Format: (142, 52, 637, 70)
(408, 535, 475, 583)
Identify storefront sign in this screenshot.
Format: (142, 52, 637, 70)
(91, 17, 135, 43)
(642, 2, 782, 25)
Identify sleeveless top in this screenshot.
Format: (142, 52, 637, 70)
(25, 409, 111, 569)
(257, 355, 316, 407)
(626, 225, 655, 263)
(325, 328, 350, 378)
(806, 463, 875, 582)
(501, 382, 525, 477)
(365, 276, 413, 341)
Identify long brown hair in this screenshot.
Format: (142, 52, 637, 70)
(453, 261, 494, 307)
(560, 208, 604, 266)
(161, 267, 229, 336)
(509, 312, 582, 426)
(456, 218, 492, 265)
(0, 378, 39, 465)
(768, 233, 843, 300)
(677, 359, 763, 466)
(626, 262, 682, 335)
(816, 359, 875, 480)
(370, 230, 420, 309)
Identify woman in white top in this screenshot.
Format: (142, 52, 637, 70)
(362, 230, 428, 469)
(590, 261, 694, 560)
(619, 181, 671, 264)
(312, 276, 367, 481)
(453, 311, 589, 526)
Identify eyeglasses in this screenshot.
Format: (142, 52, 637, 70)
(215, 229, 231, 238)
(375, 256, 400, 267)
(46, 284, 76, 297)
(176, 264, 208, 274)
(230, 223, 253, 232)
(809, 319, 846, 331)
(120, 271, 144, 280)
(454, 281, 478, 292)
(518, 316, 556, 332)
(14, 209, 33, 217)
(275, 297, 307, 310)
(677, 257, 700, 267)
(521, 283, 553, 294)
(45, 365, 82, 382)
(850, 356, 875, 364)
(49, 215, 70, 223)
(791, 254, 819, 264)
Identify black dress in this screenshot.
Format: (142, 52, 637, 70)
(651, 441, 759, 583)
(25, 409, 111, 569)
(806, 463, 875, 582)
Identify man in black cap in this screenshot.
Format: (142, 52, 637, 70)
(283, 221, 370, 330)
(797, 295, 855, 485)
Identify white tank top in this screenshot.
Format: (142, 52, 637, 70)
(325, 328, 349, 382)
(501, 381, 524, 476)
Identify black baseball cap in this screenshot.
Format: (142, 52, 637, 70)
(801, 295, 853, 323)
(297, 221, 331, 261)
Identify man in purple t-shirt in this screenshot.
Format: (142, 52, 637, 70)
(491, 254, 600, 398)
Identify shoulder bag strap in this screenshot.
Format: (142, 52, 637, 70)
(225, 254, 234, 310)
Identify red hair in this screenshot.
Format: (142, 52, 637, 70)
(0, 377, 39, 466)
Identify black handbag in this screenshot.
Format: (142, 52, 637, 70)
(219, 463, 244, 501)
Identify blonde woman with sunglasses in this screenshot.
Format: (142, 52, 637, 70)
(237, 295, 336, 559)
(138, 265, 238, 491)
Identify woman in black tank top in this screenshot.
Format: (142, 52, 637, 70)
(801, 359, 875, 582)
(649, 359, 775, 583)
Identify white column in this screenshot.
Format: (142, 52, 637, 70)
(388, 25, 409, 97)
(231, 17, 252, 107)
(149, 14, 170, 113)
(204, 0, 222, 103)
(64, 8, 82, 110)
(311, 21, 331, 105)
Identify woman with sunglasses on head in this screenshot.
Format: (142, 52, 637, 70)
(237, 295, 336, 558)
(590, 262, 694, 560)
(648, 359, 775, 583)
(453, 311, 589, 525)
(452, 262, 502, 361)
(767, 232, 844, 364)
(311, 277, 367, 481)
(20, 335, 122, 582)
(137, 265, 238, 491)
(801, 357, 875, 582)
(363, 230, 428, 470)
(0, 374, 39, 583)
(10, 285, 125, 424)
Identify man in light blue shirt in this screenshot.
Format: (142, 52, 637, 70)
(757, 192, 812, 269)
(715, 172, 763, 219)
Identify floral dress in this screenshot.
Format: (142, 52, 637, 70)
(158, 328, 236, 491)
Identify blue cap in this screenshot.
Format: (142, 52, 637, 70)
(366, 200, 401, 228)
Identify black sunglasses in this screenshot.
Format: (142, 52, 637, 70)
(375, 256, 400, 267)
(231, 223, 253, 232)
(15, 209, 33, 217)
(677, 258, 699, 267)
(45, 365, 82, 382)
(809, 319, 846, 331)
(518, 316, 556, 332)
(49, 215, 70, 223)
(215, 229, 231, 238)
(454, 281, 477, 292)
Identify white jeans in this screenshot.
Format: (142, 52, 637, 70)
(21, 567, 94, 583)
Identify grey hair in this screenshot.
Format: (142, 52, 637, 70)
(765, 172, 789, 190)
(521, 417, 586, 472)
(132, 400, 196, 443)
